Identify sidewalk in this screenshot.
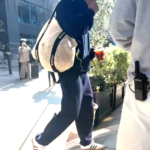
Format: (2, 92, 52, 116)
(0, 59, 18, 69)
(21, 103, 122, 150)
(0, 69, 62, 150)
(0, 64, 122, 150)
(63, 105, 122, 150)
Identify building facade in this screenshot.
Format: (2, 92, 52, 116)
(0, 0, 58, 58)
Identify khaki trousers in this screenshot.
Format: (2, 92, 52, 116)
(20, 62, 31, 79)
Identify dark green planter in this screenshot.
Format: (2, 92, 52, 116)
(112, 83, 125, 111)
(94, 89, 112, 126)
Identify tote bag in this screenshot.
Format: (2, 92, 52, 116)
(32, 5, 77, 72)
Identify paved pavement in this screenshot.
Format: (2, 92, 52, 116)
(0, 59, 18, 69)
(0, 67, 122, 150)
(0, 68, 19, 87)
(21, 102, 122, 150)
(0, 68, 63, 150)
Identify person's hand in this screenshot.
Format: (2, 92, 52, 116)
(88, 0, 99, 13)
(94, 48, 105, 61)
(90, 47, 95, 61)
(24, 43, 28, 47)
(22, 43, 26, 47)
(101, 51, 105, 60)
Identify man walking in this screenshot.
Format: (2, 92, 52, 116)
(4, 43, 12, 74)
(110, 0, 150, 150)
(0, 40, 12, 74)
(0, 39, 6, 64)
(32, 0, 104, 150)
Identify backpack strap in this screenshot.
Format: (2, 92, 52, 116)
(35, 4, 59, 62)
(50, 31, 66, 72)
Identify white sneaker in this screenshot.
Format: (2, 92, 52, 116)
(81, 142, 105, 150)
(31, 138, 46, 150)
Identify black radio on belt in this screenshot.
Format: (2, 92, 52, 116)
(134, 61, 148, 101)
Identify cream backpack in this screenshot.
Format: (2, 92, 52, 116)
(32, 6, 77, 72)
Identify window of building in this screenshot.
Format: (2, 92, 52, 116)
(19, 1, 30, 24)
(18, 4, 22, 23)
(37, 7, 45, 26)
(43, 10, 50, 23)
(30, 4, 38, 26)
(18, 1, 49, 27)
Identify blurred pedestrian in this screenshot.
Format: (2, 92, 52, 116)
(0, 39, 6, 64)
(4, 43, 12, 74)
(18, 41, 31, 80)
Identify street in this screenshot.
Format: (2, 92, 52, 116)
(0, 68, 67, 150)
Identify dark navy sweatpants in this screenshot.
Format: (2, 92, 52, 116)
(36, 71, 94, 146)
(48, 72, 56, 83)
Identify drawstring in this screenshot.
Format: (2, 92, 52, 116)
(76, 49, 84, 72)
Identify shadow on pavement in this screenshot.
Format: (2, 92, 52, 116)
(33, 84, 62, 105)
(0, 67, 45, 92)
(0, 79, 31, 91)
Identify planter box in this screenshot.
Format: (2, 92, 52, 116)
(94, 90, 112, 126)
(112, 83, 125, 111)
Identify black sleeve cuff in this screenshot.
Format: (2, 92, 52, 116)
(88, 9, 95, 17)
(90, 47, 95, 60)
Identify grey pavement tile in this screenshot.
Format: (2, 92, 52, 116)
(104, 148, 116, 150)
(94, 130, 110, 144)
(63, 143, 80, 150)
(109, 111, 122, 121)
(115, 105, 123, 112)
(107, 120, 120, 132)
(94, 117, 114, 131)
(103, 131, 118, 149)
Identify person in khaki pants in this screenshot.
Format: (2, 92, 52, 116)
(18, 41, 31, 80)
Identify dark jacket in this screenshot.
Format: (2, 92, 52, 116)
(0, 44, 5, 52)
(56, 0, 95, 74)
